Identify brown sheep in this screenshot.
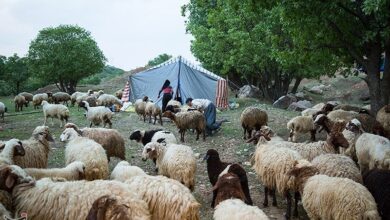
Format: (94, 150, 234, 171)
(240, 107, 268, 139)
(14, 95, 26, 112)
(211, 173, 246, 207)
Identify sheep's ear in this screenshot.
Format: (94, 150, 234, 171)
(0, 143, 5, 150)
(15, 142, 25, 156)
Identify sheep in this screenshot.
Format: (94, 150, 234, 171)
(0, 139, 25, 165)
(134, 96, 149, 120)
(110, 161, 146, 182)
(145, 102, 163, 125)
(32, 93, 49, 109)
(82, 101, 114, 128)
(64, 123, 126, 161)
(304, 102, 335, 117)
(142, 142, 196, 191)
(89, 89, 104, 98)
(203, 149, 252, 208)
(60, 128, 109, 180)
(165, 100, 182, 113)
(356, 132, 390, 173)
(70, 91, 87, 106)
(24, 161, 85, 181)
(211, 173, 246, 207)
(96, 94, 122, 107)
(334, 104, 362, 112)
(327, 109, 359, 122)
(41, 100, 69, 128)
(0, 189, 12, 216)
(240, 106, 268, 139)
(252, 136, 302, 219)
(377, 104, 390, 138)
(18, 92, 33, 107)
(286, 115, 316, 142)
(115, 89, 123, 99)
(129, 129, 177, 146)
(0, 101, 6, 122)
(214, 199, 269, 220)
(0, 165, 151, 220)
(52, 91, 71, 106)
(162, 110, 206, 142)
(288, 159, 380, 220)
(14, 94, 26, 112)
(0, 203, 11, 220)
(311, 154, 362, 183)
(363, 168, 390, 219)
(110, 164, 200, 220)
(13, 126, 54, 168)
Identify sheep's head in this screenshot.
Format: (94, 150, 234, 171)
(327, 121, 349, 149)
(141, 142, 159, 161)
(287, 160, 318, 192)
(203, 149, 221, 162)
(70, 161, 86, 180)
(211, 173, 245, 206)
(345, 119, 364, 134)
(142, 96, 149, 102)
(87, 195, 131, 220)
(3, 139, 25, 157)
(129, 130, 144, 142)
(161, 110, 175, 119)
(64, 123, 82, 135)
(0, 165, 34, 193)
(245, 130, 271, 144)
(321, 103, 335, 112)
(313, 114, 327, 128)
(60, 128, 80, 142)
(33, 126, 54, 143)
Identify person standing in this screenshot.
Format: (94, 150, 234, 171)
(186, 98, 223, 136)
(158, 80, 173, 112)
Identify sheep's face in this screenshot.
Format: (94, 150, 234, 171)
(314, 114, 326, 127)
(13, 140, 25, 156)
(203, 149, 220, 162)
(0, 165, 33, 193)
(129, 130, 142, 142)
(60, 128, 78, 142)
(288, 160, 318, 190)
(141, 144, 156, 161)
(161, 111, 174, 119)
(346, 119, 363, 134)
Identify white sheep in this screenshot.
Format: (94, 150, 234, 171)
(327, 109, 359, 122)
(311, 154, 362, 183)
(286, 115, 316, 142)
(41, 100, 69, 128)
(0, 165, 151, 220)
(240, 106, 268, 139)
(70, 91, 87, 106)
(110, 163, 200, 220)
(60, 128, 109, 180)
(0, 101, 6, 122)
(13, 126, 54, 168)
(142, 142, 196, 191)
(214, 199, 269, 220)
(32, 93, 49, 109)
(134, 97, 149, 121)
(145, 102, 163, 125)
(24, 161, 86, 181)
(289, 159, 380, 220)
(96, 94, 122, 107)
(356, 132, 390, 172)
(65, 123, 126, 161)
(82, 101, 114, 128)
(0, 139, 25, 165)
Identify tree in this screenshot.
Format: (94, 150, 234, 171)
(4, 54, 30, 94)
(28, 25, 106, 94)
(147, 54, 172, 67)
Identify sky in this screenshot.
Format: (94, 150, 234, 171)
(0, 0, 196, 71)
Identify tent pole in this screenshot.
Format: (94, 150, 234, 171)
(176, 56, 182, 103)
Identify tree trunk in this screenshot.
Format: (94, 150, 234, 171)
(16, 81, 20, 94)
(382, 45, 390, 107)
(67, 81, 76, 94)
(291, 76, 303, 94)
(59, 81, 66, 92)
(365, 45, 384, 116)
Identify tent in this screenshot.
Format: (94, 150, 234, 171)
(126, 56, 228, 109)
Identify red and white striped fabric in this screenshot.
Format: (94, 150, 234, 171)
(121, 81, 130, 103)
(215, 79, 228, 109)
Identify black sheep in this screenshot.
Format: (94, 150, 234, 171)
(363, 168, 390, 220)
(129, 129, 163, 146)
(203, 149, 253, 208)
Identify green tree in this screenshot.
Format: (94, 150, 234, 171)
(4, 54, 29, 94)
(147, 54, 172, 67)
(28, 25, 106, 94)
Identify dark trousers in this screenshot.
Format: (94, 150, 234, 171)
(162, 94, 172, 112)
(204, 103, 221, 134)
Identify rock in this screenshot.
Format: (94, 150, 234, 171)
(296, 100, 312, 108)
(272, 94, 297, 109)
(309, 86, 324, 94)
(295, 92, 313, 101)
(287, 102, 309, 112)
(362, 104, 371, 110)
(327, 101, 340, 106)
(238, 85, 261, 98)
(359, 90, 370, 101)
(194, 153, 200, 159)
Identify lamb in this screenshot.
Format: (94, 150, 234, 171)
(0, 101, 6, 122)
(32, 93, 49, 109)
(311, 154, 362, 183)
(286, 115, 316, 142)
(0, 139, 25, 165)
(129, 129, 177, 146)
(111, 164, 200, 220)
(52, 91, 71, 106)
(60, 128, 109, 180)
(214, 199, 269, 220)
(96, 94, 122, 107)
(142, 142, 196, 191)
(14, 94, 26, 112)
(162, 110, 206, 142)
(115, 89, 123, 99)
(363, 168, 390, 219)
(240, 106, 268, 139)
(145, 102, 163, 125)
(82, 101, 114, 128)
(65, 123, 126, 161)
(252, 135, 302, 219)
(13, 126, 54, 168)
(70, 91, 87, 106)
(203, 149, 252, 208)
(134, 96, 149, 120)
(18, 92, 33, 107)
(288, 159, 380, 220)
(377, 104, 390, 138)
(41, 100, 69, 128)
(24, 161, 86, 181)
(0, 165, 151, 220)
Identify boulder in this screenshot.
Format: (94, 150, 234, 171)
(273, 94, 297, 109)
(238, 85, 261, 98)
(309, 85, 324, 95)
(288, 102, 309, 112)
(359, 90, 370, 101)
(296, 100, 313, 108)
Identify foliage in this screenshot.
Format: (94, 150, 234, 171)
(146, 53, 172, 67)
(28, 25, 106, 94)
(79, 65, 124, 85)
(3, 54, 30, 94)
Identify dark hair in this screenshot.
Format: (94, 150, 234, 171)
(162, 80, 170, 90)
(186, 98, 193, 104)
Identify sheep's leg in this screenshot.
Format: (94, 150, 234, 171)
(263, 186, 269, 207)
(89, 122, 93, 128)
(248, 128, 252, 139)
(211, 190, 217, 208)
(310, 129, 316, 142)
(196, 129, 200, 140)
(243, 127, 247, 139)
(271, 189, 277, 206)
(242, 179, 253, 205)
(149, 114, 152, 123)
(284, 191, 292, 220)
(293, 191, 300, 217)
(43, 115, 47, 125)
(51, 117, 54, 126)
(159, 114, 163, 126)
(203, 128, 206, 141)
(288, 130, 294, 142)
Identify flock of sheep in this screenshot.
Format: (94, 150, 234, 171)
(0, 88, 390, 220)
